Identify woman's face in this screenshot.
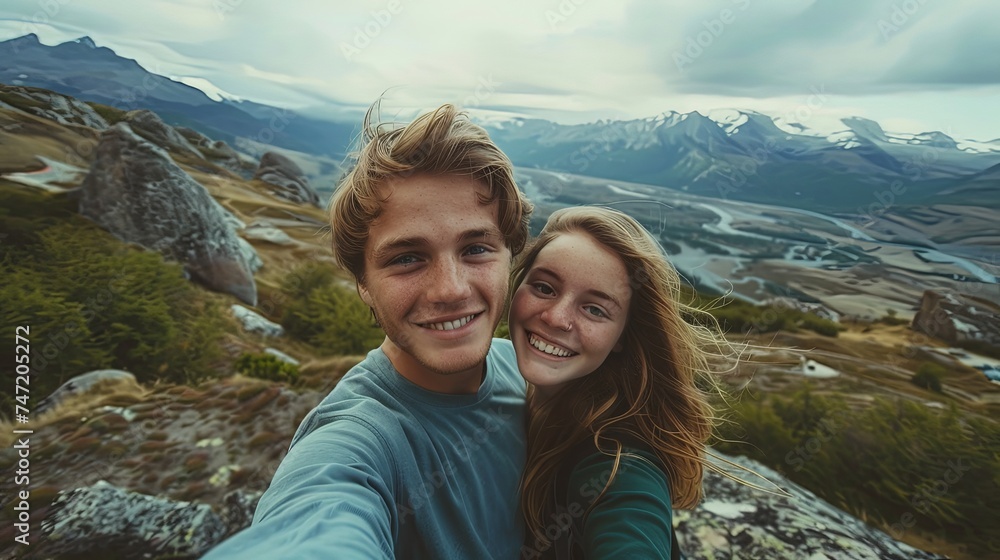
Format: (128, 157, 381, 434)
(509, 231, 632, 394)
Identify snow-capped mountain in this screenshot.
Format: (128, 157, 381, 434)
(480, 108, 1000, 211)
(0, 34, 355, 157)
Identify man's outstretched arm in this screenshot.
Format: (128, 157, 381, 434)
(202, 417, 397, 559)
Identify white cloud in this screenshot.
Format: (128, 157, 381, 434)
(0, 0, 997, 140)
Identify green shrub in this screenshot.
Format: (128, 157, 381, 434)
(700, 296, 839, 337)
(715, 388, 1000, 556)
(911, 362, 945, 392)
(878, 309, 910, 326)
(235, 353, 300, 384)
(280, 263, 384, 355)
(85, 101, 128, 125)
(0, 185, 228, 417)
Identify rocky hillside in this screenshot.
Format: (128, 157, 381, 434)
(1, 83, 997, 559)
(0, 368, 951, 560)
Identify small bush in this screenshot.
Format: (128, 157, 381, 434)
(911, 362, 945, 392)
(235, 353, 300, 384)
(85, 101, 128, 125)
(878, 309, 910, 326)
(280, 263, 384, 355)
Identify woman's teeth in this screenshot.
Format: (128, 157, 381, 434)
(529, 333, 574, 357)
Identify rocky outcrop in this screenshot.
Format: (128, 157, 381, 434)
(231, 304, 283, 337)
(911, 289, 1000, 346)
(78, 123, 257, 305)
(176, 126, 246, 174)
(243, 219, 294, 245)
(0, 84, 109, 129)
(253, 151, 320, 206)
(125, 109, 202, 157)
(31, 481, 227, 560)
(678, 453, 944, 559)
(27, 452, 942, 560)
(36, 369, 139, 414)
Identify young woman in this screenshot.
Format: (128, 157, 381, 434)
(509, 206, 733, 559)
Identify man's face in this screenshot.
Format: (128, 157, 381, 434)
(359, 173, 511, 394)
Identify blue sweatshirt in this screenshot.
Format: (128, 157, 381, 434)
(203, 339, 527, 559)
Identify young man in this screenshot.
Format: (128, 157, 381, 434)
(203, 104, 534, 559)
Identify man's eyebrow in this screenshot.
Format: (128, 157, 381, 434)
(532, 266, 624, 309)
(460, 228, 503, 243)
(371, 236, 429, 262)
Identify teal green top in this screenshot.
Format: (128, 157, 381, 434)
(524, 445, 676, 559)
(569, 448, 675, 558)
(203, 339, 527, 560)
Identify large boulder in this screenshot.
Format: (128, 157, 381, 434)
(78, 123, 257, 305)
(125, 109, 202, 157)
(253, 151, 320, 206)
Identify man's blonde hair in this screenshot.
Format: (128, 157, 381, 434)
(329, 103, 533, 283)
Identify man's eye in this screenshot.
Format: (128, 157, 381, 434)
(391, 255, 418, 266)
(466, 244, 490, 256)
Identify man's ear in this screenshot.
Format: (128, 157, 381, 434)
(357, 282, 372, 307)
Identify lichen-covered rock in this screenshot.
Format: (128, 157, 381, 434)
(125, 109, 202, 157)
(31, 481, 227, 560)
(264, 347, 299, 365)
(253, 151, 320, 206)
(231, 304, 283, 337)
(237, 237, 263, 273)
(676, 453, 945, 560)
(36, 369, 138, 415)
(218, 489, 263, 537)
(243, 219, 294, 245)
(78, 123, 257, 305)
(0, 84, 109, 129)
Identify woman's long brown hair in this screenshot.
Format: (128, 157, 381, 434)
(514, 206, 738, 549)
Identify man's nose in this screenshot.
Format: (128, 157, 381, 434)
(426, 257, 473, 303)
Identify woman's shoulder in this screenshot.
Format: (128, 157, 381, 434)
(560, 434, 681, 559)
(562, 432, 669, 497)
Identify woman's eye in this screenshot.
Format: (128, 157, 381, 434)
(585, 306, 607, 318)
(532, 283, 554, 296)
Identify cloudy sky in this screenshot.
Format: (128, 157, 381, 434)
(1, 0, 998, 140)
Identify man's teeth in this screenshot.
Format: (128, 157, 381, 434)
(529, 333, 574, 357)
(425, 314, 476, 331)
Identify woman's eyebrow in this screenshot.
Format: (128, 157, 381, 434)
(532, 266, 622, 309)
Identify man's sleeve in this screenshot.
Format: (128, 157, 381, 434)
(568, 450, 674, 559)
(202, 417, 397, 559)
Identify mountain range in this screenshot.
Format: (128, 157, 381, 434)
(3, 33, 998, 213)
